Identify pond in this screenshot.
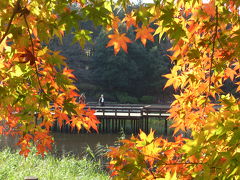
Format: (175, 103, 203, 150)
(0, 118, 171, 156)
(0, 132, 128, 156)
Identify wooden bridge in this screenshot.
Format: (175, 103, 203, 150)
(52, 104, 171, 135)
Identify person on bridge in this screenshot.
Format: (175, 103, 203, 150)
(98, 94, 104, 106)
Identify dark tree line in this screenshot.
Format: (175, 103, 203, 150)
(48, 22, 174, 103)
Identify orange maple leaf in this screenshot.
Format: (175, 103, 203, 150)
(122, 11, 137, 30)
(0, 126, 3, 134)
(135, 26, 154, 46)
(63, 68, 77, 79)
(202, 0, 215, 17)
(106, 32, 132, 55)
(112, 15, 121, 31)
(106, 14, 121, 32)
(54, 111, 69, 128)
(224, 67, 236, 81)
(236, 81, 240, 92)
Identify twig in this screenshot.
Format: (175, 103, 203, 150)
(144, 160, 157, 179)
(0, 0, 21, 44)
(23, 13, 45, 95)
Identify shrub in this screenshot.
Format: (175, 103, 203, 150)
(116, 93, 139, 104)
(140, 96, 155, 104)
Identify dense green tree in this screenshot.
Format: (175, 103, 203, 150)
(91, 29, 171, 102)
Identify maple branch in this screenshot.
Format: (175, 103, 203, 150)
(204, 6, 218, 108)
(144, 160, 157, 179)
(23, 13, 45, 128)
(21, 16, 66, 117)
(209, 6, 218, 92)
(0, 0, 21, 45)
(23, 13, 46, 97)
(144, 154, 203, 166)
(162, 162, 203, 166)
(23, 13, 63, 110)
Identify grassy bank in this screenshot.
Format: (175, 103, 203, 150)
(0, 148, 109, 180)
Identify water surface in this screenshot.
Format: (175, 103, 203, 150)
(0, 133, 127, 156)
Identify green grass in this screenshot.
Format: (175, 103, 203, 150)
(0, 148, 110, 180)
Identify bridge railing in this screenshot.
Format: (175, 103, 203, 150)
(87, 102, 146, 107)
(89, 106, 144, 117)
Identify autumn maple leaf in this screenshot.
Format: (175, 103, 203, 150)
(17, 48, 36, 65)
(0, 126, 4, 134)
(54, 111, 69, 128)
(106, 32, 132, 55)
(122, 11, 137, 30)
(111, 15, 121, 31)
(202, 0, 215, 17)
(135, 26, 154, 46)
(63, 68, 77, 79)
(106, 14, 121, 32)
(224, 67, 236, 81)
(236, 81, 240, 92)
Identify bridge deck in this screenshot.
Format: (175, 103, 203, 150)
(51, 104, 171, 135)
(91, 105, 170, 118)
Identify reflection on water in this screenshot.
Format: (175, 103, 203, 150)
(0, 135, 19, 150)
(0, 133, 129, 156)
(52, 133, 128, 156)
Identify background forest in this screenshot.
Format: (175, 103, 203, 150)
(48, 4, 239, 104)
(48, 7, 174, 104)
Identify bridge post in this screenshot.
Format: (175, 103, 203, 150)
(102, 118, 105, 132)
(111, 118, 114, 133)
(115, 118, 118, 132)
(146, 117, 149, 134)
(164, 118, 168, 136)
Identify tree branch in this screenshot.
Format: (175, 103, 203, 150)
(0, 0, 21, 44)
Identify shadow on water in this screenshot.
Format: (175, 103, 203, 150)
(0, 135, 19, 150)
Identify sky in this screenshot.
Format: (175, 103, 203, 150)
(130, 0, 153, 4)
